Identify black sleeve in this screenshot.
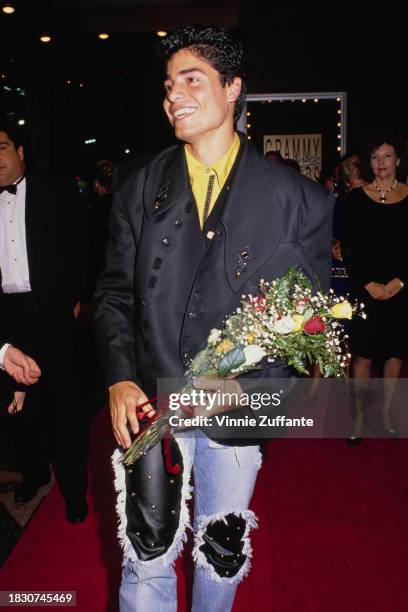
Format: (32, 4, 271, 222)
(93, 184, 141, 387)
(342, 190, 376, 288)
(298, 188, 334, 292)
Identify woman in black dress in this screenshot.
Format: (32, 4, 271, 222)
(343, 136, 408, 441)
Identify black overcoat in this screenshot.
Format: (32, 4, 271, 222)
(95, 136, 334, 397)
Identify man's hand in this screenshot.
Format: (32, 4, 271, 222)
(191, 377, 244, 418)
(109, 380, 156, 448)
(384, 277, 404, 299)
(3, 346, 41, 385)
(364, 282, 388, 300)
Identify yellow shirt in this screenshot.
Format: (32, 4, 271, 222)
(185, 133, 240, 228)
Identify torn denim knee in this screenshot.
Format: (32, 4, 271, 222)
(193, 510, 258, 584)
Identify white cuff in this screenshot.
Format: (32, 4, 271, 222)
(0, 343, 11, 370)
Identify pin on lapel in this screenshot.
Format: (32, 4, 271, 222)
(154, 183, 170, 210)
(235, 246, 254, 278)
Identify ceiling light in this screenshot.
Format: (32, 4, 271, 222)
(156, 31, 167, 37)
(2, 4, 15, 14)
(98, 33, 109, 40)
(18, 119, 25, 125)
(40, 35, 52, 43)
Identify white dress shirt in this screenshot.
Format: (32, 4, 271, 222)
(0, 177, 31, 293)
(0, 343, 10, 369)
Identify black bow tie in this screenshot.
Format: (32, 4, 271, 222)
(0, 183, 17, 195)
(0, 175, 24, 195)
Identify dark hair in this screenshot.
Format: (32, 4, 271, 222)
(284, 158, 301, 173)
(95, 159, 113, 190)
(0, 119, 24, 149)
(363, 131, 404, 181)
(264, 150, 284, 163)
(367, 131, 403, 157)
(157, 25, 246, 125)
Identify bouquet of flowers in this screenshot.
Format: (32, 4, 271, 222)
(123, 267, 363, 465)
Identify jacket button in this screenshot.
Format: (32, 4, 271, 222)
(187, 312, 195, 319)
(140, 299, 147, 307)
(153, 257, 162, 269)
(174, 218, 183, 227)
(162, 237, 170, 247)
(185, 202, 193, 213)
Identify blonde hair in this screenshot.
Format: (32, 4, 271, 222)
(341, 154, 361, 184)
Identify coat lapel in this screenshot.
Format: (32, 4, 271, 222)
(143, 145, 192, 219)
(221, 140, 283, 292)
(24, 174, 39, 284)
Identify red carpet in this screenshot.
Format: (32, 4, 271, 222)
(1, 411, 408, 611)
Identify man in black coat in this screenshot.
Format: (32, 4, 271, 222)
(0, 120, 88, 522)
(95, 26, 333, 611)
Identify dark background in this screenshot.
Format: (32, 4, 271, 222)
(0, 0, 406, 180)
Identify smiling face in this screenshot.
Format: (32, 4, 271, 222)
(0, 131, 24, 186)
(370, 143, 399, 181)
(162, 49, 241, 146)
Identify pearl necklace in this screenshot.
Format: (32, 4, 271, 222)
(373, 179, 397, 203)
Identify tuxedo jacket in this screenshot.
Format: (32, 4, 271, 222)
(0, 172, 88, 367)
(10, 173, 86, 315)
(95, 134, 333, 396)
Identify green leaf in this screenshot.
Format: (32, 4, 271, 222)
(218, 345, 246, 377)
(202, 367, 218, 378)
(303, 307, 314, 321)
(324, 364, 334, 377)
(189, 349, 210, 375)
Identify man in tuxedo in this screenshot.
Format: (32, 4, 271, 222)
(0, 120, 89, 522)
(95, 26, 333, 611)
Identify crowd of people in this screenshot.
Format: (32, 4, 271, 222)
(0, 23, 407, 612)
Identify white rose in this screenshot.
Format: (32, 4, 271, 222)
(208, 328, 222, 345)
(243, 345, 266, 366)
(272, 315, 296, 334)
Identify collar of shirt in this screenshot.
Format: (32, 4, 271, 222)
(0, 175, 25, 200)
(184, 132, 240, 192)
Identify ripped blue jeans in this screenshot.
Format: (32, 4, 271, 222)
(117, 430, 262, 612)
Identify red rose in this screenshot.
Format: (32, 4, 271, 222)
(303, 315, 325, 334)
(249, 294, 267, 313)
